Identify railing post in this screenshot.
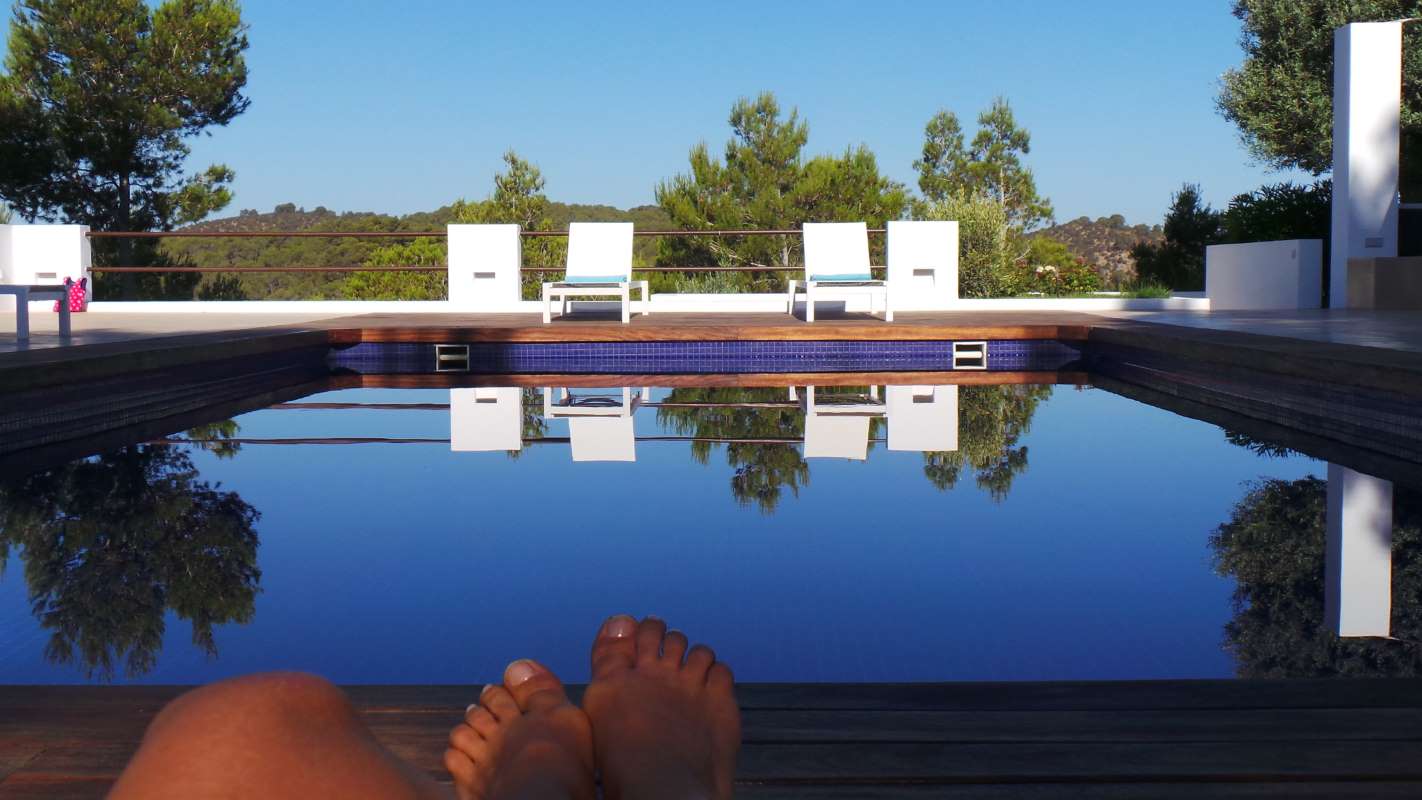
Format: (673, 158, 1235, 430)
(887, 220, 958, 310)
(448, 224, 521, 310)
(0, 224, 91, 313)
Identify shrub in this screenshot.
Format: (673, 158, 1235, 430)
(920, 194, 1019, 297)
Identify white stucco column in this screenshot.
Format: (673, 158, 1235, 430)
(0, 224, 92, 312)
(885, 385, 959, 452)
(1331, 21, 1403, 308)
(887, 220, 958, 310)
(1325, 464, 1393, 638)
(448, 224, 521, 310)
(449, 388, 523, 452)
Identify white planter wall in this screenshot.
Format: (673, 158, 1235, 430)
(1205, 239, 1322, 310)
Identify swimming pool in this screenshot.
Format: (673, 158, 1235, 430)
(3, 373, 1413, 686)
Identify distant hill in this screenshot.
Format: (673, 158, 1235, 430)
(1028, 214, 1163, 286)
(161, 202, 673, 299)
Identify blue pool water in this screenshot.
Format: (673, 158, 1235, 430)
(0, 380, 1404, 686)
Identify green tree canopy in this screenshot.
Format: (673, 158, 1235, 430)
(343, 150, 563, 300)
(0, 0, 251, 298)
(1217, 0, 1422, 179)
(656, 92, 908, 292)
(914, 99, 1054, 230)
(0, 444, 261, 680)
(1211, 477, 1422, 677)
(1130, 183, 1223, 290)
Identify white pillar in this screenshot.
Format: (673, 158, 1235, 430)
(448, 224, 521, 310)
(887, 220, 958, 310)
(0, 224, 92, 313)
(1331, 21, 1403, 308)
(450, 388, 523, 452)
(1325, 464, 1393, 638)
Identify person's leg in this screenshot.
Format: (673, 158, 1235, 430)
(581, 615, 741, 800)
(110, 671, 448, 800)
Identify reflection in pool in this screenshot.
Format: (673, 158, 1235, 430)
(1, 380, 1418, 684)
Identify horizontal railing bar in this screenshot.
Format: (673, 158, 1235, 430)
(267, 401, 801, 411)
(89, 265, 884, 273)
(87, 230, 447, 239)
(86, 228, 887, 239)
(159, 436, 877, 445)
(92, 265, 444, 273)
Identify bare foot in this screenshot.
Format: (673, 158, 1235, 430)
(582, 615, 741, 800)
(444, 659, 595, 800)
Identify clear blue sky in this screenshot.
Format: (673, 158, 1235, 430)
(170, 0, 1305, 226)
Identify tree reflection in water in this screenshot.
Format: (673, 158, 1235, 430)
(921, 385, 1050, 500)
(657, 384, 1051, 512)
(0, 423, 259, 681)
(1211, 477, 1422, 677)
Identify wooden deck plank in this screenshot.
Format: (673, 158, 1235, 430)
(3, 681, 1421, 798)
(320, 311, 1097, 344)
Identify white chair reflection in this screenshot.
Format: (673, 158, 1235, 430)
(543, 387, 649, 462)
(450, 388, 523, 452)
(886, 385, 959, 453)
(792, 385, 885, 461)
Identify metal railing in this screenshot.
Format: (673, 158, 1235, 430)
(83, 227, 887, 275)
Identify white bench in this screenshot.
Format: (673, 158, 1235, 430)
(2, 283, 71, 341)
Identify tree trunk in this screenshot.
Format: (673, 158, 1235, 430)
(118, 172, 135, 298)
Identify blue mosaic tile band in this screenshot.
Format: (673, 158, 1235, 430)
(328, 340, 1083, 374)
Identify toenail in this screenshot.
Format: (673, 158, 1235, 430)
(604, 615, 636, 638)
(465, 703, 477, 715)
(505, 659, 539, 686)
(479, 683, 495, 698)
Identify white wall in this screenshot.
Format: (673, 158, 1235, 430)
(1205, 239, 1322, 310)
(1331, 21, 1403, 308)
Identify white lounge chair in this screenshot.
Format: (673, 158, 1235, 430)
(449, 388, 523, 452)
(542, 222, 649, 324)
(2, 282, 72, 341)
(788, 222, 892, 322)
(542, 387, 649, 462)
(792, 386, 885, 460)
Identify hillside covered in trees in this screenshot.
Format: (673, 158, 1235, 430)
(161, 202, 672, 300)
(1027, 215, 1163, 286)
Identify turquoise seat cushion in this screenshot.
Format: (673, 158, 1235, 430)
(810, 273, 874, 282)
(560, 275, 627, 285)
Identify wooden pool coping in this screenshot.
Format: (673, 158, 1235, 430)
(4, 310, 1422, 398)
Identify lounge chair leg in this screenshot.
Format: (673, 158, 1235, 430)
(59, 302, 70, 338)
(806, 287, 815, 323)
(786, 281, 796, 318)
(621, 286, 630, 324)
(543, 286, 552, 324)
(15, 294, 28, 341)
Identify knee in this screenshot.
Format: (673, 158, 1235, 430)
(150, 671, 354, 740)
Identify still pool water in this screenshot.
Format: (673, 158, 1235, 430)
(0, 380, 1412, 685)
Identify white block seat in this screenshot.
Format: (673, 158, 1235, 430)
(792, 385, 885, 460)
(2, 281, 73, 342)
(543, 222, 649, 323)
(543, 387, 650, 462)
(788, 222, 892, 322)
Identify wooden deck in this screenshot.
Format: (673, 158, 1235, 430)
(3, 680, 1422, 797)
